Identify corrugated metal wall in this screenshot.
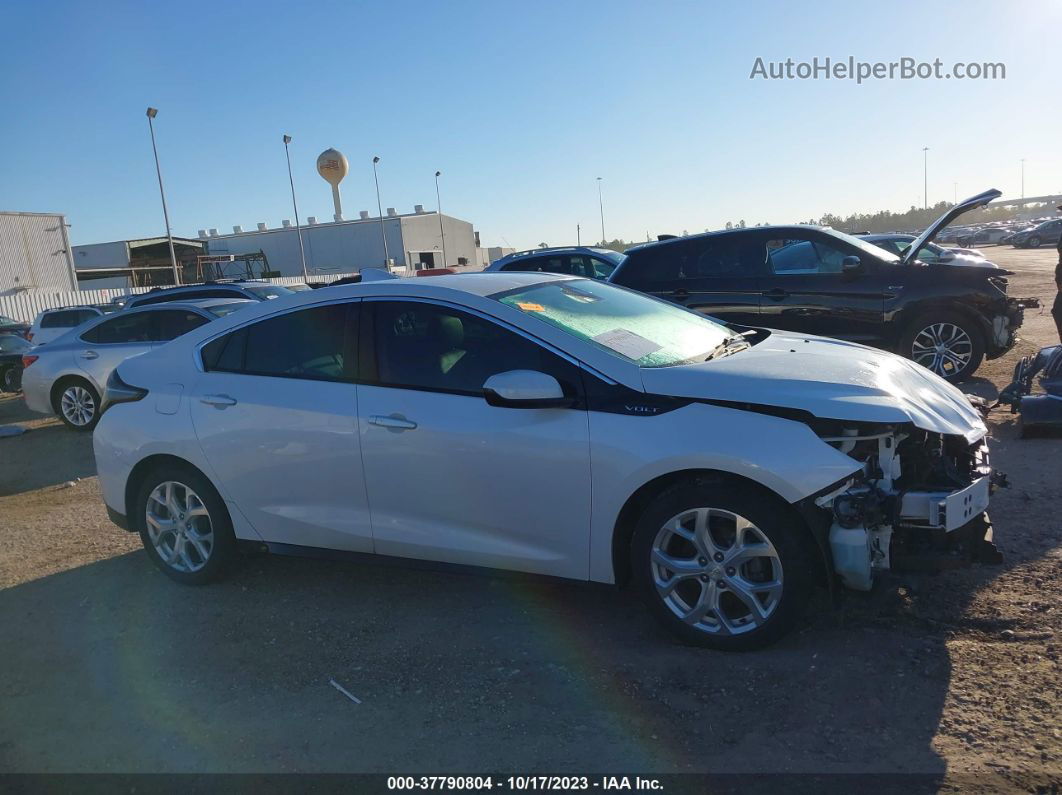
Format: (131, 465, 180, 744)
(0, 274, 357, 324)
(0, 213, 77, 293)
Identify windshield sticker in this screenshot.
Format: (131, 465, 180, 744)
(516, 302, 545, 312)
(592, 328, 663, 361)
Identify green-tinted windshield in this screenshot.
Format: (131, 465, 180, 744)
(494, 279, 734, 367)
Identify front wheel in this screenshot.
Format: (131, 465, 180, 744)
(631, 478, 814, 651)
(1026, 236, 1041, 249)
(134, 466, 237, 584)
(899, 312, 985, 382)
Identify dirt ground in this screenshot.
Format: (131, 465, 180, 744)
(0, 249, 1059, 788)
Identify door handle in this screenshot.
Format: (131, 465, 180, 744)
(200, 394, 237, 408)
(80, 351, 99, 360)
(369, 414, 418, 431)
(763, 288, 789, 301)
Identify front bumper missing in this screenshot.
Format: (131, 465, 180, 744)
(898, 476, 991, 532)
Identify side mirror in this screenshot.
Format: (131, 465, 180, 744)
(483, 370, 572, 408)
(841, 255, 863, 276)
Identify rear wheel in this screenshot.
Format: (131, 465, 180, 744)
(0, 365, 21, 393)
(631, 478, 814, 651)
(54, 378, 100, 431)
(134, 465, 237, 584)
(1026, 236, 1042, 249)
(899, 311, 985, 382)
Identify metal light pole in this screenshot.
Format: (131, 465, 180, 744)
(372, 156, 390, 268)
(577, 223, 581, 246)
(434, 171, 447, 268)
(1020, 158, 1025, 200)
(922, 147, 929, 209)
(283, 135, 309, 281)
(145, 107, 179, 285)
(953, 182, 957, 204)
(596, 177, 605, 245)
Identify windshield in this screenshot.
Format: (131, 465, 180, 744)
(0, 334, 31, 353)
(0, 315, 20, 325)
(819, 228, 901, 263)
(207, 302, 252, 317)
(493, 279, 734, 367)
(243, 285, 294, 300)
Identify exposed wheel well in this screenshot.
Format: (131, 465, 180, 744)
(897, 304, 990, 353)
(610, 468, 822, 587)
(124, 454, 214, 526)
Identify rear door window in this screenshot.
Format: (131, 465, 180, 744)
(81, 312, 155, 344)
(202, 303, 355, 382)
(154, 310, 210, 342)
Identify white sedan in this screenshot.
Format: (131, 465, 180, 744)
(93, 273, 996, 650)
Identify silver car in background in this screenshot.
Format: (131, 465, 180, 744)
(21, 299, 252, 430)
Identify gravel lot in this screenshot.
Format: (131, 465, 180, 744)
(1, 248, 1059, 787)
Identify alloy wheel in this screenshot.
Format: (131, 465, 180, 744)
(651, 507, 783, 635)
(911, 322, 973, 378)
(145, 481, 215, 573)
(60, 385, 96, 427)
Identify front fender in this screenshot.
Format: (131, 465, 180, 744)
(587, 402, 861, 583)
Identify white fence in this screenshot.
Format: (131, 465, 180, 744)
(0, 273, 357, 324)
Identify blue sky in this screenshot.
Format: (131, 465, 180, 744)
(1, 0, 1059, 249)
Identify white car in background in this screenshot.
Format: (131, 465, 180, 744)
(22, 299, 252, 430)
(91, 274, 998, 651)
(28, 305, 114, 346)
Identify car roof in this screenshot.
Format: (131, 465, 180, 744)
(180, 297, 255, 309)
(623, 225, 831, 254)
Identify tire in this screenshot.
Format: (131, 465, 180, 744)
(0, 365, 21, 393)
(1026, 236, 1041, 249)
(630, 477, 815, 651)
(53, 377, 101, 431)
(898, 311, 985, 383)
(134, 464, 237, 585)
(957, 237, 971, 247)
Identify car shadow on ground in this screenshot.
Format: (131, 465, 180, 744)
(5, 522, 1049, 782)
(0, 421, 95, 496)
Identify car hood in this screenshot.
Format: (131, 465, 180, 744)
(639, 331, 987, 443)
(902, 188, 1001, 265)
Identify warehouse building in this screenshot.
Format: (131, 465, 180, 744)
(72, 236, 205, 289)
(201, 206, 478, 278)
(0, 211, 77, 295)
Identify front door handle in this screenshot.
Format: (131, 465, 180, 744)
(763, 288, 789, 301)
(81, 351, 99, 360)
(369, 414, 418, 431)
(200, 394, 237, 408)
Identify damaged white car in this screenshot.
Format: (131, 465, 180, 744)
(92, 272, 1000, 651)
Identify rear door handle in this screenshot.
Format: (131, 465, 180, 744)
(369, 414, 418, 431)
(200, 394, 237, 408)
(80, 351, 99, 360)
(763, 288, 789, 301)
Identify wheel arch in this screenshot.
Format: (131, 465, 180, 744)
(49, 372, 97, 413)
(124, 453, 215, 526)
(609, 468, 826, 588)
(894, 300, 992, 353)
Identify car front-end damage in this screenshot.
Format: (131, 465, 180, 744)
(801, 420, 1002, 591)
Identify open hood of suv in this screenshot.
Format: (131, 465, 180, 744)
(640, 331, 987, 443)
(901, 188, 1002, 266)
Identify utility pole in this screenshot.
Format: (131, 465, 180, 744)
(576, 223, 581, 246)
(1020, 158, 1025, 200)
(922, 147, 929, 209)
(145, 107, 179, 285)
(372, 156, 390, 268)
(596, 177, 605, 245)
(434, 171, 447, 268)
(283, 135, 309, 281)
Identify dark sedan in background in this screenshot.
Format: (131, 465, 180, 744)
(609, 190, 1024, 382)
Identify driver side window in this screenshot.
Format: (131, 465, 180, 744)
(767, 237, 848, 275)
(368, 301, 575, 396)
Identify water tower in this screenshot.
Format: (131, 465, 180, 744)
(316, 148, 349, 221)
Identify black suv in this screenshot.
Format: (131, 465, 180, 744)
(610, 190, 1025, 382)
(484, 247, 625, 280)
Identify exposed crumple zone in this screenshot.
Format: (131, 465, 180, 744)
(810, 421, 999, 590)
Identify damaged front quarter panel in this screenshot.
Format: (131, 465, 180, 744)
(801, 419, 1001, 591)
